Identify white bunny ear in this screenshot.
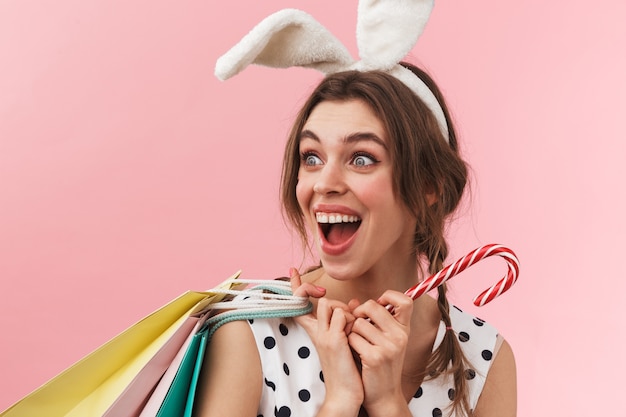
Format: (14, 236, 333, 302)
(355, 0, 434, 70)
(215, 9, 354, 81)
(215, 3, 450, 142)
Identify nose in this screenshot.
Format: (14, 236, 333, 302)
(313, 162, 347, 195)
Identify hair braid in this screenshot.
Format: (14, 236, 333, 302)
(423, 245, 472, 417)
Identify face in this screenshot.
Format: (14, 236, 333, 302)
(296, 99, 418, 280)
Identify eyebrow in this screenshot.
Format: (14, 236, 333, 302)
(299, 129, 388, 150)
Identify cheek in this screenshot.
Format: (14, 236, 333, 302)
(355, 175, 394, 207)
(295, 179, 318, 233)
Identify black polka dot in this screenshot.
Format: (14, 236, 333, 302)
(298, 389, 311, 402)
(275, 406, 291, 417)
(433, 408, 442, 417)
(319, 371, 324, 383)
(264, 378, 276, 391)
(458, 332, 470, 342)
(279, 323, 289, 336)
(482, 350, 493, 361)
(465, 369, 476, 380)
(264, 337, 276, 349)
(448, 388, 455, 400)
(473, 318, 485, 326)
(298, 346, 310, 358)
(283, 363, 290, 375)
(257, 415, 263, 417)
(414, 386, 423, 398)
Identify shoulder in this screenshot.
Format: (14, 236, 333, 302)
(474, 337, 517, 417)
(194, 320, 262, 416)
(447, 307, 516, 416)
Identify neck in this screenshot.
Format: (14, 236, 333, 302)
(305, 257, 422, 305)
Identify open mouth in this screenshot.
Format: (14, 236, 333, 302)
(316, 212, 362, 246)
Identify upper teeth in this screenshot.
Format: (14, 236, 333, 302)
(316, 213, 360, 224)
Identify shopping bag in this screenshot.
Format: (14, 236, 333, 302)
(138, 313, 209, 417)
(154, 328, 208, 417)
(144, 278, 313, 417)
(100, 312, 202, 417)
(0, 273, 244, 417)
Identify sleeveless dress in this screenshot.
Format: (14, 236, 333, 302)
(247, 305, 498, 417)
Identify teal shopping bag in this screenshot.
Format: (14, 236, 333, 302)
(156, 328, 208, 417)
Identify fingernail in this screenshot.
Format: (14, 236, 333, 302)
(288, 267, 295, 276)
(315, 286, 326, 292)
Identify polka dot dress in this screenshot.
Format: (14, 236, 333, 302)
(247, 305, 498, 417)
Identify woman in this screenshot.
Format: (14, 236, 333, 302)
(194, 64, 516, 416)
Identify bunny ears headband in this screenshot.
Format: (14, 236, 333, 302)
(214, 0, 449, 142)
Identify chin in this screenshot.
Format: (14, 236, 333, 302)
(318, 259, 361, 281)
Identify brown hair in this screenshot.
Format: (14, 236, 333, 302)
(281, 63, 473, 416)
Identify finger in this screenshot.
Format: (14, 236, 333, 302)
(316, 298, 351, 330)
(342, 299, 360, 334)
(289, 268, 322, 334)
(352, 299, 390, 326)
(350, 299, 406, 344)
(289, 267, 326, 298)
(349, 313, 383, 346)
(376, 290, 414, 327)
(328, 306, 348, 332)
(347, 324, 371, 355)
(289, 267, 302, 292)
(315, 297, 332, 330)
(348, 298, 361, 311)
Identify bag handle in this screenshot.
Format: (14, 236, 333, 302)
(198, 279, 313, 339)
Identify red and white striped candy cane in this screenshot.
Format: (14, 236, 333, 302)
(404, 244, 520, 307)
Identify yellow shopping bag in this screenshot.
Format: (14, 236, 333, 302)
(0, 273, 243, 417)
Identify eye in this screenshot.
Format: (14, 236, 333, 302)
(302, 152, 323, 166)
(352, 152, 378, 167)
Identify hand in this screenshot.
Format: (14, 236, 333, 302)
(348, 290, 414, 416)
(289, 268, 364, 414)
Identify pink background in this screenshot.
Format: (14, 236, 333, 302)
(1, 0, 624, 414)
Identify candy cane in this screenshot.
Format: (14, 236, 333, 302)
(403, 244, 520, 307)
